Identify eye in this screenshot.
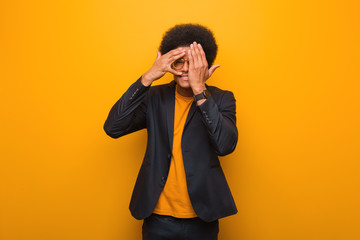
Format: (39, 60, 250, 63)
(171, 58, 186, 69)
(175, 59, 185, 64)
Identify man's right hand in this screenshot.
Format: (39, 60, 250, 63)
(141, 48, 186, 86)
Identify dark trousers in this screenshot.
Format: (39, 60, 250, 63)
(142, 214, 219, 240)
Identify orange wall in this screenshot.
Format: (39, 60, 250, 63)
(1, 0, 359, 239)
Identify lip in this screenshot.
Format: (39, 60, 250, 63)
(179, 75, 189, 80)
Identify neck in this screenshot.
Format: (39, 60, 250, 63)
(176, 85, 193, 97)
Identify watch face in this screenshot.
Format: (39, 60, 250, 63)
(204, 90, 211, 98)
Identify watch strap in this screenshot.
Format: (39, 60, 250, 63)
(194, 89, 211, 101)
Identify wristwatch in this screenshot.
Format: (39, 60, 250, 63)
(194, 89, 211, 102)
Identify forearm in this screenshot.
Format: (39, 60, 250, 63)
(198, 92, 238, 156)
(103, 77, 150, 138)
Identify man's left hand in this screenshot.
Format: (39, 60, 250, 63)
(188, 42, 220, 95)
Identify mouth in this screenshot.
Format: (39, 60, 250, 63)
(178, 75, 189, 80)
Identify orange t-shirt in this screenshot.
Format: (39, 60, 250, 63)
(153, 86, 197, 218)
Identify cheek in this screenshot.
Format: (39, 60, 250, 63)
(174, 76, 180, 83)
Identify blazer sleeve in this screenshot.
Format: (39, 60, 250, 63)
(197, 91, 238, 156)
(103, 77, 150, 139)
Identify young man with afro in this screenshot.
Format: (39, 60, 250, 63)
(104, 23, 238, 240)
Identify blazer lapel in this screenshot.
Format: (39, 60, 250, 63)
(166, 81, 176, 149)
(184, 101, 197, 130)
(167, 82, 208, 139)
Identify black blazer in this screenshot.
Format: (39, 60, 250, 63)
(104, 77, 238, 222)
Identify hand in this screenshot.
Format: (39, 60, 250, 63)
(141, 48, 186, 86)
(188, 42, 220, 95)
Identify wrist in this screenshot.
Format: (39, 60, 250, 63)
(193, 88, 211, 104)
(196, 99, 206, 106)
(141, 72, 153, 86)
(191, 84, 206, 95)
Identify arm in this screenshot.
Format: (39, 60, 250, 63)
(198, 91, 238, 156)
(104, 48, 187, 138)
(103, 77, 150, 138)
(187, 42, 237, 155)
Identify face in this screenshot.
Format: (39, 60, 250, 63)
(172, 46, 191, 89)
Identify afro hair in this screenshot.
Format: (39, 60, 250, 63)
(159, 24, 218, 67)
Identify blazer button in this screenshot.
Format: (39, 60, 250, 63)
(167, 154, 171, 159)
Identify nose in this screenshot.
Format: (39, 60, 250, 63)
(182, 60, 189, 72)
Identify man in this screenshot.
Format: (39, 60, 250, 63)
(104, 24, 238, 240)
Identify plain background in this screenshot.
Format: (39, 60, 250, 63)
(1, 0, 359, 239)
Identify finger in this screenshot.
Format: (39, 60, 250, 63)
(156, 51, 161, 60)
(168, 50, 185, 62)
(198, 43, 208, 67)
(188, 49, 194, 68)
(165, 47, 185, 58)
(193, 42, 203, 65)
(190, 43, 198, 67)
(208, 65, 220, 77)
(167, 67, 183, 76)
